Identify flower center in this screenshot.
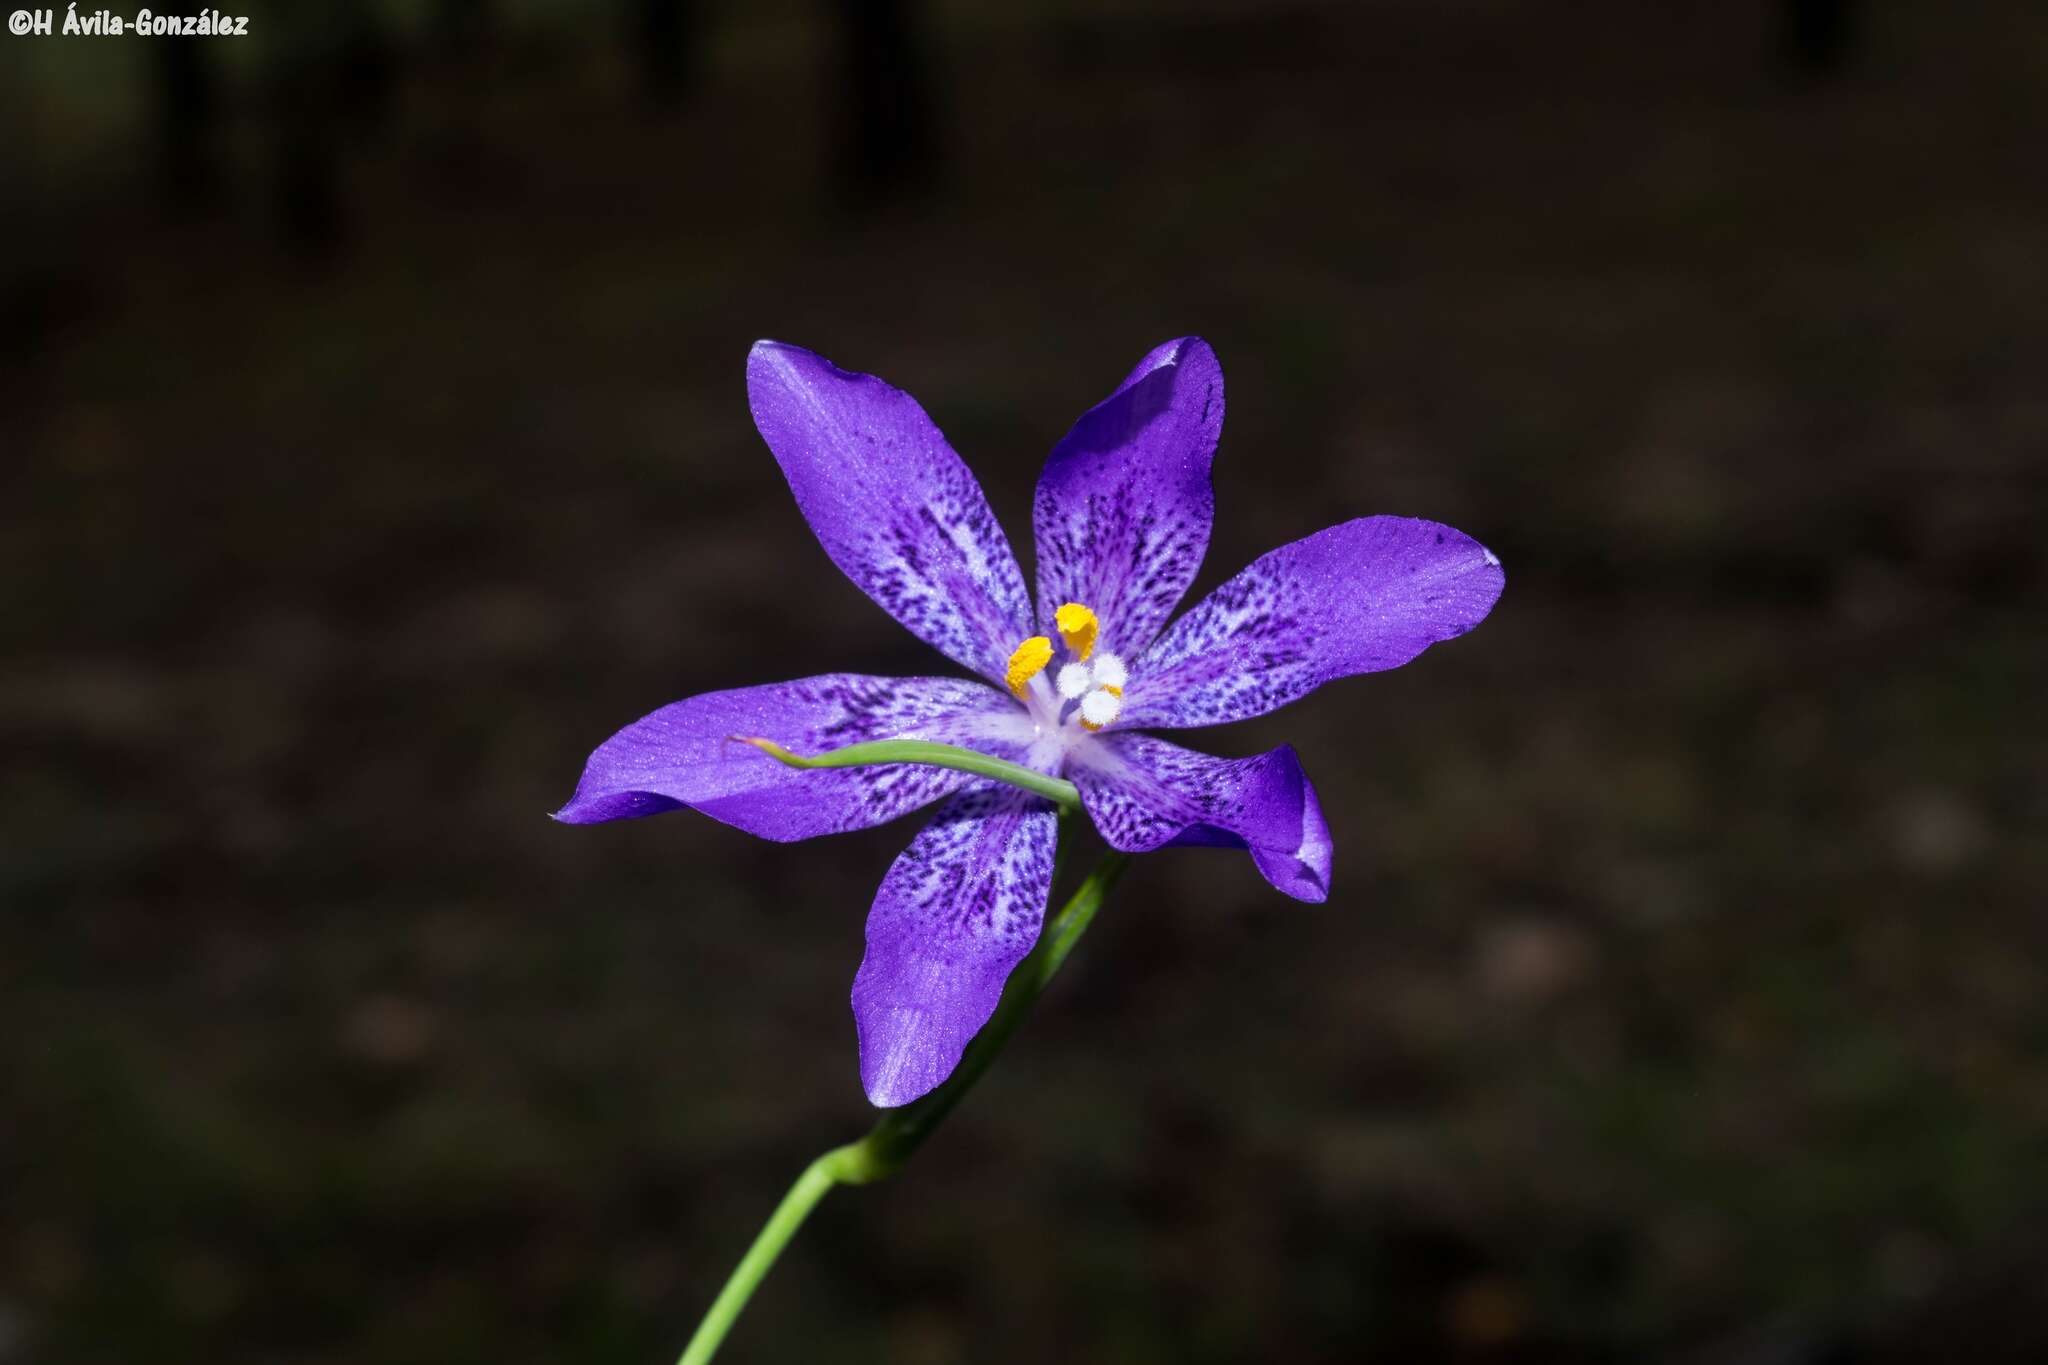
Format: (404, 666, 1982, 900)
(1005, 602, 1126, 732)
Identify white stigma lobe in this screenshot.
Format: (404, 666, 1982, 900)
(1079, 688, 1122, 728)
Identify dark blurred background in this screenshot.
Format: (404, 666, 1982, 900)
(5, 1, 2046, 1361)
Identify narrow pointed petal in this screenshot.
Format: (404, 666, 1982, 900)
(1072, 733, 1331, 902)
(748, 342, 1034, 685)
(1122, 516, 1504, 730)
(554, 675, 1033, 841)
(853, 785, 1059, 1106)
(1032, 337, 1222, 656)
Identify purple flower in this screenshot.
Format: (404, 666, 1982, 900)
(558, 339, 1504, 1106)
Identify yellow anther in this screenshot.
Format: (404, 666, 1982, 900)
(1080, 719, 1103, 732)
(1005, 635, 1054, 698)
(1102, 684, 1121, 697)
(1053, 602, 1098, 661)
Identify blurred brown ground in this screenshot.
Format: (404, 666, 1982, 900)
(3, 2, 2046, 1362)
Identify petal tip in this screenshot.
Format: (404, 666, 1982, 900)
(1139, 335, 1220, 387)
(745, 338, 837, 393)
(746, 337, 795, 369)
(860, 1068, 936, 1110)
(550, 788, 683, 825)
(855, 1010, 953, 1109)
(1250, 845, 1332, 903)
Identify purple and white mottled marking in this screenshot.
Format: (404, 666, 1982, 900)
(748, 342, 1032, 687)
(1033, 337, 1221, 657)
(1071, 733, 1332, 903)
(555, 674, 1034, 839)
(852, 784, 1060, 1106)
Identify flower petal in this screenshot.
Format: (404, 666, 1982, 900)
(554, 674, 1032, 841)
(1122, 516, 1504, 730)
(1031, 337, 1222, 656)
(853, 785, 1059, 1106)
(748, 341, 1034, 684)
(1072, 733, 1331, 902)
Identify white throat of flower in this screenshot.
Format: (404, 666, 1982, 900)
(1004, 602, 1126, 734)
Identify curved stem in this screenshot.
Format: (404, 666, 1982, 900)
(732, 735, 1082, 812)
(674, 843, 1129, 1365)
(675, 1149, 844, 1365)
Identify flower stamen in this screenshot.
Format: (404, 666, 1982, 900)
(1005, 635, 1054, 698)
(1053, 602, 1099, 661)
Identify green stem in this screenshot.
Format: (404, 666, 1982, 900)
(733, 735, 1082, 812)
(676, 1150, 843, 1365)
(675, 842, 1129, 1365)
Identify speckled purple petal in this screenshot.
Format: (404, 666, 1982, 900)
(554, 674, 1033, 841)
(852, 785, 1058, 1106)
(1071, 732, 1331, 902)
(748, 342, 1034, 685)
(1121, 516, 1504, 730)
(1031, 338, 1221, 655)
